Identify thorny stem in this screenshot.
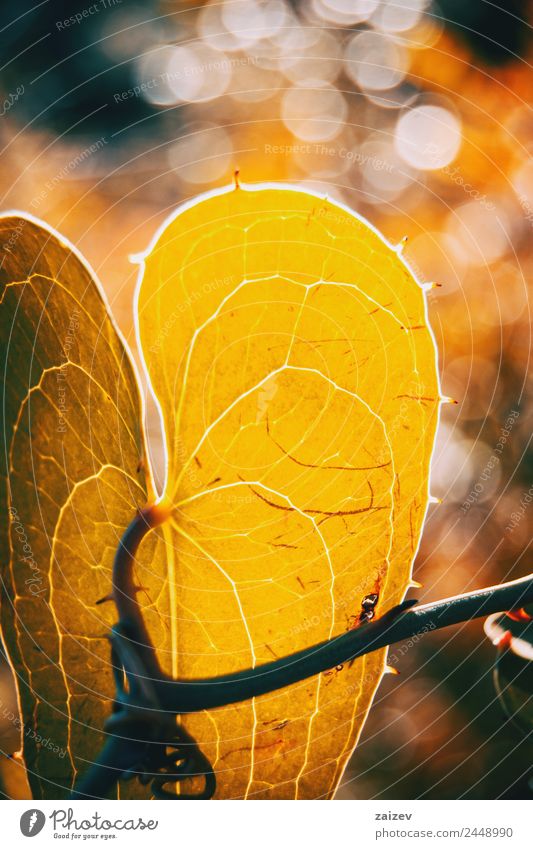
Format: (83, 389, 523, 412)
(113, 506, 533, 713)
(71, 506, 533, 799)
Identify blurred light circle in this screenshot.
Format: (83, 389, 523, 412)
(251, 8, 301, 69)
(496, 492, 532, 551)
(344, 30, 408, 91)
(230, 59, 283, 102)
(371, 708, 419, 768)
(395, 105, 461, 169)
(398, 9, 444, 49)
(311, 0, 379, 25)
(292, 139, 353, 178)
(404, 230, 465, 293)
(221, 0, 288, 49)
(512, 157, 533, 208)
(165, 43, 232, 103)
(136, 45, 182, 106)
(446, 201, 511, 267)
(199, 1, 288, 51)
(168, 125, 233, 184)
(443, 355, 499, 421)
(358, 139, 415, 199)
(458, 439, 502, 504)
(281, 82, 347, 142)
(272, 21, 318, 62)
(484, 262, 529, 325)
(371, 0, 428, 33)
(198, 2, 239, 51)
(281, 29, 342, 84)
(430, 423, 474, 502)
(366, 84, 418, 110)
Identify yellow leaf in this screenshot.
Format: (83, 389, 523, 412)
(0, 215, 154, 798)
(136, 183, 440, 799)
(1, 186, 439, 800)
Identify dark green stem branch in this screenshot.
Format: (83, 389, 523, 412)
(72, 506, 532, 799)
(147, 574, 533, 712)
(114, 507, 533, 713)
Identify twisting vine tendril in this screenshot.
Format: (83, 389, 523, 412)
(71, 505, 533, 800)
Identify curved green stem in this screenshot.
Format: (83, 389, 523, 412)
(113, 507, 533, 712)
(72, 507, 532, 799)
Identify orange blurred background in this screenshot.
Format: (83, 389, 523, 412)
(0, 0, 531, 799)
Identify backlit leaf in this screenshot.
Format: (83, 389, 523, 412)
(1, 186, 440, 800)
(136, 183, 440, 799)
(0, 215, 154, 798)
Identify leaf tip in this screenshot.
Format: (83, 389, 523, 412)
(395, 235, 409, 253)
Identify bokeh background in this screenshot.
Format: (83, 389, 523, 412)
(0, 0, 531, 799)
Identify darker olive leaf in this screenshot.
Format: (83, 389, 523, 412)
(0, 215, 151, 798)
